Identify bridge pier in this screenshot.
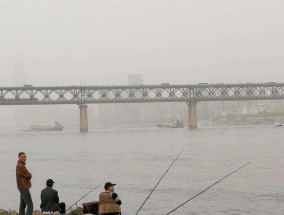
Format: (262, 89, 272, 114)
(187, 101, 197, 129)
(79, 104, 88, 133)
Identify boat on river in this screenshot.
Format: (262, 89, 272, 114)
(28, 121, 64, 132)
(274, 122, 283, 127)
(157, 119, 184, 128)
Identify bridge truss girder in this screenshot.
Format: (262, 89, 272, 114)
(0, 83, 284, 105)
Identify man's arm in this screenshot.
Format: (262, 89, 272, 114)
(112, 193, 122, 206)
(18, 165, 32, 180)
(40, 191, 46, 210)
(54, 190, 59, 203)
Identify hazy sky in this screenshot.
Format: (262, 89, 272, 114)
(1, 0, 284, 86)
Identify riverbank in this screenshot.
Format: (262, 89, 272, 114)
(0, 208, 83, 215)
(0, 210, 17, 215)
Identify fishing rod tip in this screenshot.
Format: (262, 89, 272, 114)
(251, 158, 262, 163)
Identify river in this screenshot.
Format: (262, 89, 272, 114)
(0, 125, 283, 214)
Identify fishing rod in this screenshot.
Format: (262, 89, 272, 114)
(136, 149, 184, 215)
(66, 183, 102, 212)
(165, 160, 256, 215)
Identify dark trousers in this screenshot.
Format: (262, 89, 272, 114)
(19, 188, 33, 215)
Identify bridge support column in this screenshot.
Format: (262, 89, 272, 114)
(79, 104, 88, 133)
(187, 101, 197, 129)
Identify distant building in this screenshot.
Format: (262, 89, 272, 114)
(13, 56, 27, 127)
(128, 74, 143, 85)
(14, 55, 26, 86)
(127, 74, 143, 122)
(96, 74, 144, 125)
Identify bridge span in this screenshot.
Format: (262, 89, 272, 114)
(1, 83, 284, 132)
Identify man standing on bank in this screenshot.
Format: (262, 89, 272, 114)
(16, 152, 33, 215)
(99, 182, 122, 215)
(40, 179, 60, 213)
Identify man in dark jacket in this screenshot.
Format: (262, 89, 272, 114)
(16, 152, 33, 215)
(40, 179, 60, 213)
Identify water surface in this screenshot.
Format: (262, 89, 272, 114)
(0, 125, 283, 214)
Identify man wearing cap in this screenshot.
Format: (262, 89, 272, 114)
(40, 179, 60, 213)
(99, 182, 122, 215)
(16, 152, 33, 215)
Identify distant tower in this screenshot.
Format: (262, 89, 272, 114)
(128, 74, 143, 85)
(127, 74, 143, 122)
(13, 55, 28, 127)
(13, 55, 26, 85)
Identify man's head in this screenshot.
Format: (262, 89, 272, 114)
(18, 152, 27, 163)
(46, 179, 55, 187)
(104, 182, 116, 192)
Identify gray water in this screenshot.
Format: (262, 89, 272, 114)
(0, 125, 283, 214)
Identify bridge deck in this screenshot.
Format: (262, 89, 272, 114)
(0, 83, 284, 105)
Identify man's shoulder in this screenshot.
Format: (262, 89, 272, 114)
(41, 187, 58, 195)
(41, 187, 57, 192)
(100, 191, 110, 195)
(48, 187, 58, 194)
(41, 187, 48, 192)
(16, 162, 24, 168)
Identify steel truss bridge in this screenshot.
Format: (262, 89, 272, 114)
(0, 83, 284, 105)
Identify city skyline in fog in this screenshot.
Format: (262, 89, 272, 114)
(1, 0, 284, 86)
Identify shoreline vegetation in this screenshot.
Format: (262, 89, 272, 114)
(0, 208, 83, 215)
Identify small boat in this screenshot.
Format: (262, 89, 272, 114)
(157, 124, 172, 128)
(28, 121, 64, 132)
(274, 122, 283, 127)
(157, 119, 184, 128)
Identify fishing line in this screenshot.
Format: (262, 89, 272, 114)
(136, 149, 184, 215)
(166, 160, 257, 215)
(66, 183, 102, 212)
